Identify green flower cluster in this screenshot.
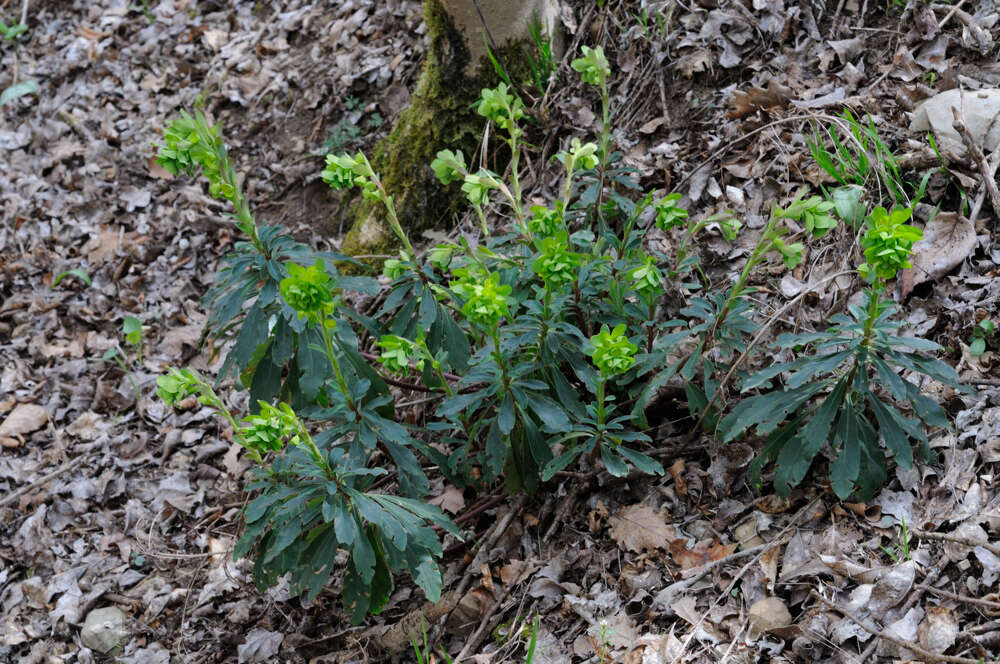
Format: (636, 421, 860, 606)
(588, 324, 638, 376)
(556, 138, 600, 172)
(452, 273, 511, 327)
(430, 149, 466, 185)
(858, 206, 922, 282)
(280, 260, 335, 324)
(627, 254, 665, 295)
(571, 45, 610, 87)
(156, 367, 200, 406)
(377, 335, 417, 375)
(321, 152, 379, 202)
(240, 402, 302, 453)
(768, 234, 804, 269)
(461, 169, 502, 206)
(654, 193, 688, 231)
(528, 203, 564, 237)
(476, 83, 525, 132)
(780, 193, 837, 238)
(154, 111, 231, 200)
(532, 233, 583, 288)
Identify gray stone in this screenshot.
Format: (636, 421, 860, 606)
(80, 606, 129, 654)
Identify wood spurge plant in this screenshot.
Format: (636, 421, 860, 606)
(153, 46, 962, 620)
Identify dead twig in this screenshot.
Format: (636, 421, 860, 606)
(810, 589, 996, 664)
(671, 497, 821, 663)
(423, 496, 528, 653)
(912, 528, 1000, 558)
(858, 567, 944, 661)
(0, 457, 79, 508)
(453, 581, 514, 662)
(930, 4, 992, 50)
(952, 103, 1000, 222)
(919, 583, 1000, 612)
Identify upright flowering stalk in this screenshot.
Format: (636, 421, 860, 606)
(278, 260, 357, 416)
(857, 206, 922, 341)
(154, 110, 262, 251)
(322, 152, 417, 261)
(587, 324, 637, 430)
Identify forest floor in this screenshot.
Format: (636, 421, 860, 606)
(4, 0, 1000, 662)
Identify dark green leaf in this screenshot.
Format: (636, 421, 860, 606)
(498, 393, 516, 434)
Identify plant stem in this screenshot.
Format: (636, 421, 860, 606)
(595, 375, 607, 429)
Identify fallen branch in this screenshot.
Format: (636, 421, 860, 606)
(952, 104, 1000, 223)
(858, 567, 943, 661)
(912, 528, 1000, 558)
(810, 590, 995, 664)
(0, 457, 79, 508)
(453, 579, 514, 663)
(919, 584, 1000, 612)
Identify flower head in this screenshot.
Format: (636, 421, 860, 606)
(377, 335, 415, 375)
(280, 260, 335, 323)
(588, 324, 638, 376)
(529, 203, 564, 237)
(462, 169, 501, 206)
(240, 402, 301, 453)
(155, 111, 231, 200)
(156, 367, 200, 407)
(858, 206, 922, 282)
(781, 193, 837, 238)
(557, 138, 600, 172)
(572, 46, 610, 87)
(532, 233, 583, 288)
(476, 83, 525, 132)
(430, 149, 467, 185)
(321, 153, 358, 189)
(627, 254, 665, 295)
(654, 193, 688, 231)
(452, 272, 511, 327)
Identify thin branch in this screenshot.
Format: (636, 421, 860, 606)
(952, 102, 1000, 222)
(810, 590, 994, 664)
(912, 528, 1000, 558)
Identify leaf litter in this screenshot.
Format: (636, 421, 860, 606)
(4, 0, 1000, 662)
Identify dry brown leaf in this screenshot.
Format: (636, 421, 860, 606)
(674, 48, 711, 78)
(670, 538, 738, 571)
(668, 458, 687, 495)
(748, 597, 793, 637)
(0, 403, 49, 438)
(147, 156, 174, 179)
(727, 80, 792, 118)
(901, 211, 976, 298)
(428, 485, 465, 514)
(918, 605, 959, 653)
(608, 505, 675, 553)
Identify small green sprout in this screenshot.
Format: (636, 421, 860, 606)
(971, 318, 996, 356)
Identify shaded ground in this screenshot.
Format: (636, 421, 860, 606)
(4, 0, 1000, 662)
